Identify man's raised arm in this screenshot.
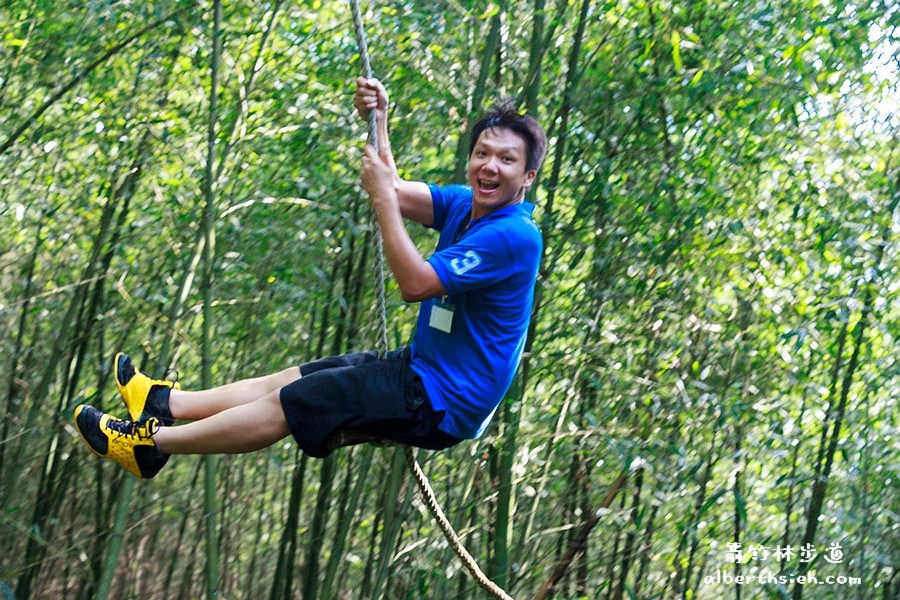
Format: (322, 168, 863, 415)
(354, 77, 434, 226)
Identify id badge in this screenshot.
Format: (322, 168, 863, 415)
(429, 298, 454, 333)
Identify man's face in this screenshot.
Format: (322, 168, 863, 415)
(467, 127, 536, 218)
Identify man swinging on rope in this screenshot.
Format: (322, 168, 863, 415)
(72, 78, 547, 478)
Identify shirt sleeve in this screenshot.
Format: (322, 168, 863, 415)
(427, 184, 470, 232)
(427, 220, 541, 295)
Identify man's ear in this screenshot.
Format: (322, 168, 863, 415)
(523, 169, 537, 189)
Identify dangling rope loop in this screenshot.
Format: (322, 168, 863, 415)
(348, 2, 515, 598)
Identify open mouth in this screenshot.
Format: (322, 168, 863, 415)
(478, 180, 500, 193)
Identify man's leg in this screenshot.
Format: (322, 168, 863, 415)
(157, 388, 291, 454)
(73, 388, 292, 478)
(116, 352, 301, 424)
(169, 367, 300, 421)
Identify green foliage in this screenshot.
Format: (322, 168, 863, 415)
(0, 0, 896, 598)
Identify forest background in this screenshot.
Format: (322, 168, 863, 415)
(0, 1, 897, 599)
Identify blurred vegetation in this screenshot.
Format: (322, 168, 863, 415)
(0, 0, 897, 598)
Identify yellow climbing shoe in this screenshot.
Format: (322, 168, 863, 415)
(73, 405, 169, 479)
(114, 352, 177, 426)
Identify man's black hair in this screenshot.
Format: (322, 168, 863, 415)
(468, 100, 547, 172)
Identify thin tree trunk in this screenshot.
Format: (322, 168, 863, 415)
(177, 531, 201, 598)
(452, 0, 505, 181)
(489, 0, 556, 584)
(157, 462, 204, 598)
(321, 445, 374, 597)
(678, 332, 748, 596)
(359, 496, 382, 599)
(780, 358, 815, 574)
(679, 430, 725, 598)
(574, 441, 594, 597)
(732, 425, 745, 600)
(200, 2, 224, 597)
(269, 450, 308, 600)
(603, 492, 627, 600)
(0, 215, 46, 484)
(2, 184, 114, 513)
(532, 472, 628, 600)
(84, 27, 192, 600)
(522, 0, 545, 113)
(509, 1, 594, 583)
(791, 274, 882, 600)
(612, 466, 644, 599)
(15, 117, 154, 598)
(301, 455, 337, 599)
(633, 503, 659, 598)
(851, 383, 876, 600)
(371, 447, 409, 599)
(242, 451, 274, 598)
(491, 377, 519, 589)
(792, 192, 896, 600)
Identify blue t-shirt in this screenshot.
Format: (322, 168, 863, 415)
(409, 184, 542, 439)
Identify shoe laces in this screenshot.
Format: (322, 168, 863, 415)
(110, 416, 158, 441)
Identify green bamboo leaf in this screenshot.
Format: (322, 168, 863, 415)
(690, 68, 704, 85)
(698, 489, 728, 518)
(672, 30, 683, 72)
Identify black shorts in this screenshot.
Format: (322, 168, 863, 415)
(279, 347, 462, 458)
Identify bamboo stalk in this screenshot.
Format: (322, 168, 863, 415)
(532, 472, 628, 600)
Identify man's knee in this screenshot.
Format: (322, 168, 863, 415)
(271, 366, 301, 388)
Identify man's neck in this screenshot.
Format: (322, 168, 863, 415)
(471, 194, 525, 220)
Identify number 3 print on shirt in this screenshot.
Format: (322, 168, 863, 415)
(450, 250, 482, 275)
